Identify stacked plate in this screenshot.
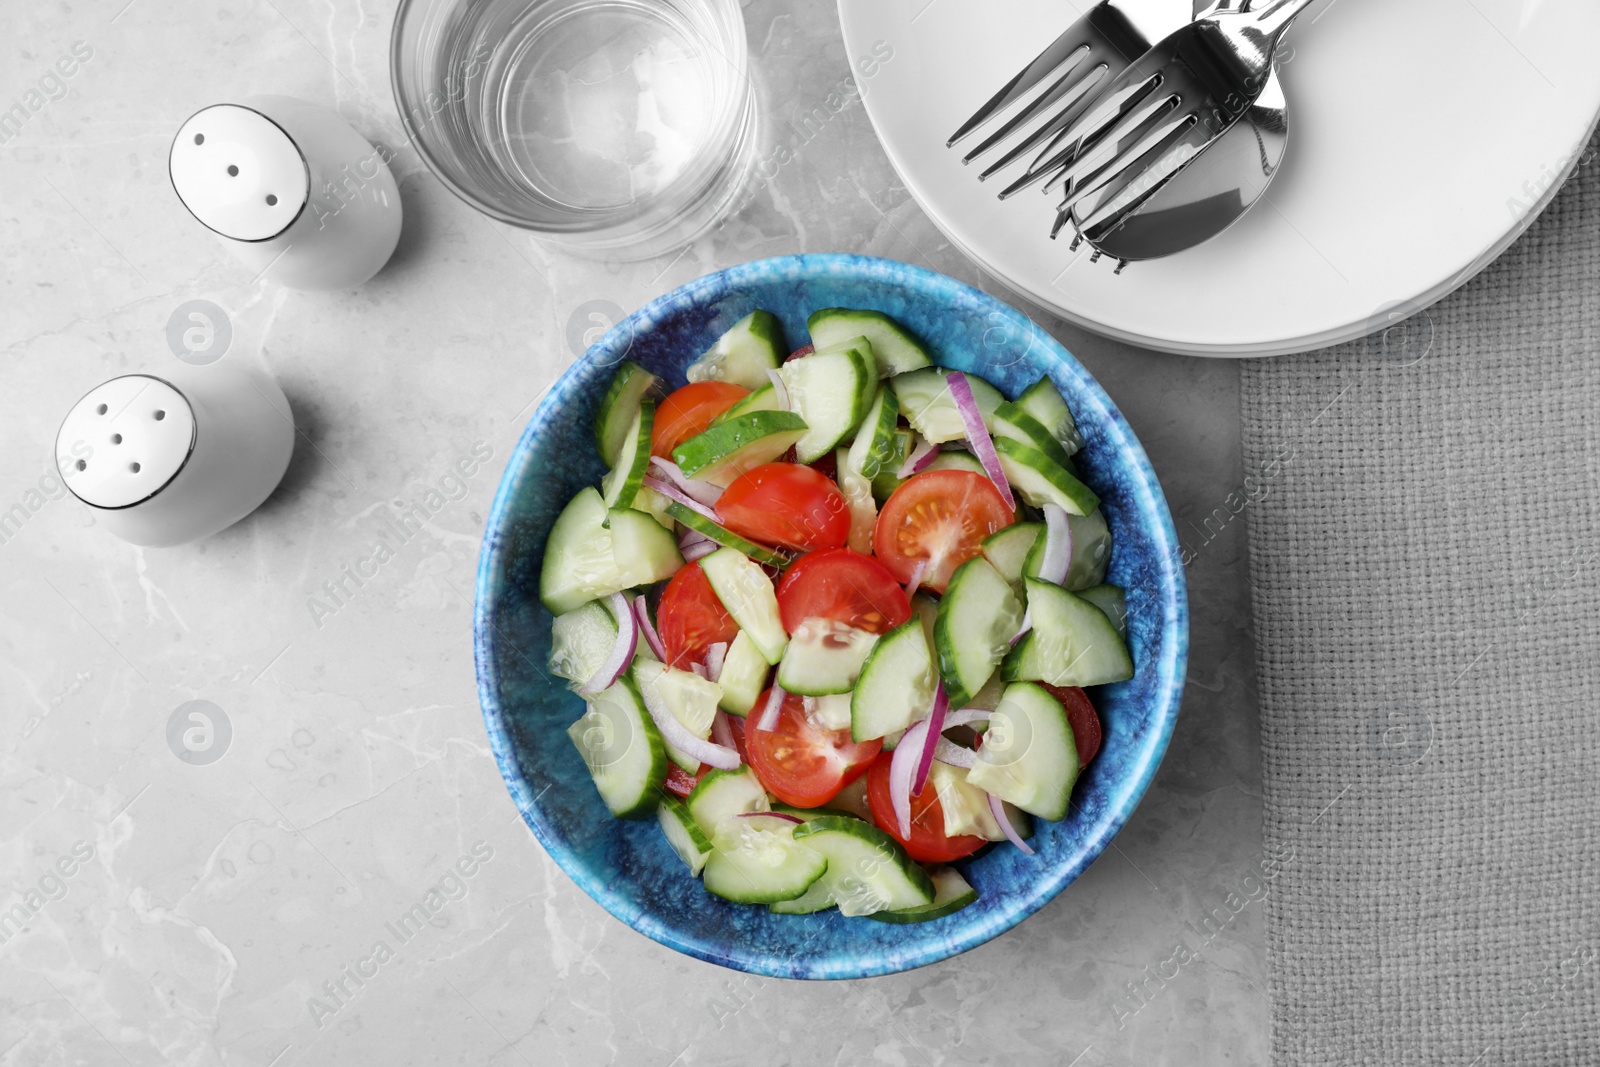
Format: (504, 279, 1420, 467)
(838, 0, 1600, 356)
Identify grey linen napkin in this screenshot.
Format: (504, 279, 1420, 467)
(1238, 135, 1600, 1065)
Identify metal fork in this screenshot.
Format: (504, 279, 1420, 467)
(1041, 0, 1317, 267)
(947, 0, 1231, 189)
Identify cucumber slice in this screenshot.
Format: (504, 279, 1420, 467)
(703, 814, 827, 904)
(934, 556, 1025, 707)
(632, 484, 675, 530)
(700, 547, 788, 663)
(777, 617, 878, 696)
(807, 308, 932, 376)
(867, 866, 978, 924)
(767, 872, 841, 915)
(778, 342, 874, 463)
(672, 410, 809, 488)
(548, 599, 619, 689)
(992, 399, 1076, 472)
(846, 386, 901, 478)
(1077, 584, 1127, 638)
(712, 382, 781, 426)
(1003, 578, 1134, 687)
(658, 796, 713, 876)
(1015, 376, 1084, 456)
(770, 802, 860, 822)
(541, 489, 682, 614)
(925, 761, 1004, 839)
(927, 450, 985, 475)
(1023, 508, 1111, 590)
(595, 362, 661, 466)
(993, 437, 1099, 516)
(790, 816, 934, 916)
(851, 617, 936, 742)
(716, 630, 770, 716)
(890, 368, 1004, 444)
(565, 675, 668, 819)
(836, 445, 877, 555)
(983, 522, 1044, 588)
(870, 428, 915, 503)
(966, 681, 1080, 821)
(665, 502, 790, 569)
(600, 399, 654, 512)
(633, 658, 722, 771)
(608, 505, 685, 588)
(686, 766, 770, 836)
(686, 310, 786, 390)
(805, 693, 854, 731)
(911, 593, 939, 646)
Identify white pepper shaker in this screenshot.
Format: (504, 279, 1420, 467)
(169, 95, 402, 290)
(55, 361, 295, 547)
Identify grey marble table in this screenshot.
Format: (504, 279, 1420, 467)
(0, 1, 1265, 1063)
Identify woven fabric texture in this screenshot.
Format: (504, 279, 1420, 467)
(1239, 136, 1600, 1065)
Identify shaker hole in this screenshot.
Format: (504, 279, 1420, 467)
(266, 194, 278, 206)
(96, 403, 108, 415)
(75, 459, 86, 471)
(227, 164, 239, 177)
(111, 433, 122, 445)
(194, 133, 205, 145)
(129, 462, 141, 473)
(154, 410, 166, 420)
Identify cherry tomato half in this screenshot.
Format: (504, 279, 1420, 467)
(717, 463, 850, 553)
(745, 689, 882, 808)
(652, 381, 748, 459)
(864, 750, 987, 863)
(656, 562, 738, 671)
(1040, 683, 1102, 766)
(774, 548, 911, 636)
(662, 763, 708, 799)
(873, 469, 1014, 593)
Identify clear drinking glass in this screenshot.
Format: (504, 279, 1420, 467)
(391, 0, 755, 259)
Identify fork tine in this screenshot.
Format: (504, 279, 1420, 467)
(948, 26, 1100, 147)
(1076, 117, 1209, 237)
(977, 63, 1109, 180)
(1048, 90, 1183, 202)
(1039, 74, 1170, 195)
(1064, 110, 1200, 224)
(997, 72, 1162, 199)
(961, 45, 1092, 164)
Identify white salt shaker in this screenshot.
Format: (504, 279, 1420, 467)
(55, 361, 295, 547)
(169, 95, 402, 290)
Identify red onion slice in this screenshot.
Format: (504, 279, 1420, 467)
(904, 560, 927, 600)
(933, 739, 976, 768)
(766, 368, 790, 410)
(1010, 606, 1033, 646)
(898, 436, 937, 478)
(576, 591, 639, 695)
(704, 642, 727, 682)
(1038, 504, 1072, 585)
(681, 539, 717, 563)
(711, 708, 737, 751)
(888, 716, 928, 839)
(943, 708, 992, 729)
(756, 682, 786, 732)
(989, 793, 1036, 855)
(642, 474, 720, 523)
(690, 663, 708, 679)
(947, 372, 1015, 510)
(911, 682, 948, 797)
(638, 677, 741, 771)
(633, 595, 667, 660)
(650, 457, 723, 506)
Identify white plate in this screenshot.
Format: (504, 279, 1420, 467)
(839, 0, 1600, 356)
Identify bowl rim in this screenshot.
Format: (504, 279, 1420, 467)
(474, 253, 1189, 979)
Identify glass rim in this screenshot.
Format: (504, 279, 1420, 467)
(389, 0, 753, 238)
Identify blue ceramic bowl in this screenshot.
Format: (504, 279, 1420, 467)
(475, 254, 1187, 979)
